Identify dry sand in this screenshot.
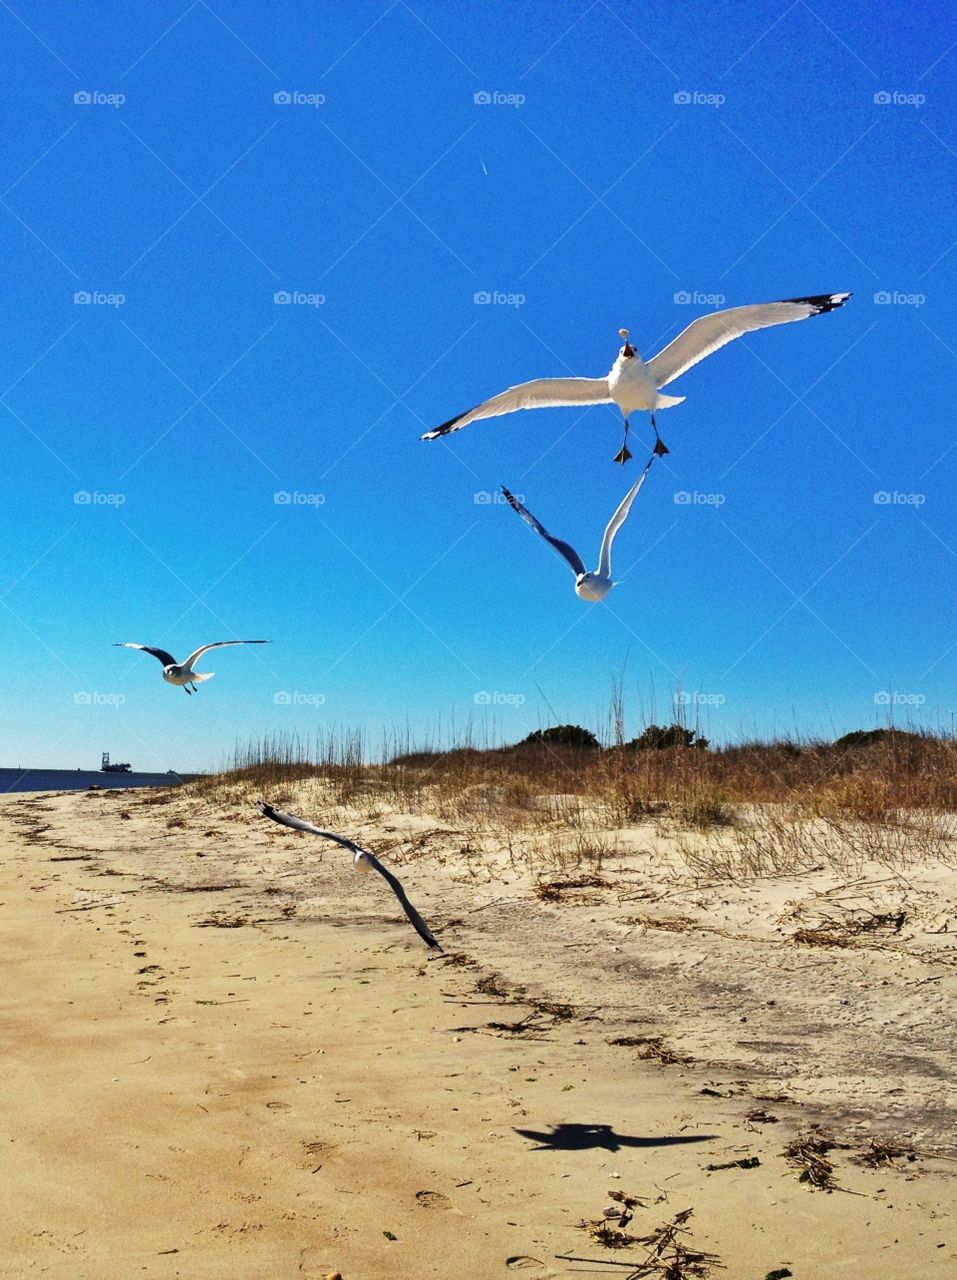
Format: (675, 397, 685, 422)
(2, 785, 956, 1278)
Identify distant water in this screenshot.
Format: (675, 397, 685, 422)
(0, 768, 184, 794)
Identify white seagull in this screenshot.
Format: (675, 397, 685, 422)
(503, 450, 656, 602)
(423, 293, 851, 463)
(113, 639, 270, 694)
(257, 802, 442, 950)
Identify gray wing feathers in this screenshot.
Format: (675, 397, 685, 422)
(183, 639, 270, 668)
(598, 452, 656, 579)
(256, 803, 441, 949)
(362, 853, 442, 949)
(501, 487, 586, 577)
(423, 377, 612, 439)
(256, 802, 359, 848)
(648, 293, 851, 389)
(113, 643, 177, 667)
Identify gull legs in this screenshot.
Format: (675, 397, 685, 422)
(614, 414, 670, 464)
(651, 413, 670, 456)
(613, 418, 633, 465)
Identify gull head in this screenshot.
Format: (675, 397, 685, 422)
(618, 327, 636, 359)
(575, 573, 613, 603)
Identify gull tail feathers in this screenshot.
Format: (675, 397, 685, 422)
(654, 392, 685, 408)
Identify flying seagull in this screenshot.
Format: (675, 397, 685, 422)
(113, 639, 270, 694)
(256, 802, 442, 950)
(423, 293, 851, 463)
(502, 451, 657, 602)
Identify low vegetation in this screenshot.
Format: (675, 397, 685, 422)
(187, 722, 957, 879)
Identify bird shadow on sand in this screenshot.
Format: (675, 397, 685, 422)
(514, 1123, 715, 1153)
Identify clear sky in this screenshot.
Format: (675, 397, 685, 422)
(2, 0, 956, 771)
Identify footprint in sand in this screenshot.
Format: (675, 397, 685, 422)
(415, 1189, 451, 1209)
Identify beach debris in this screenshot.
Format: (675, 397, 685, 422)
(586, 1218, 641, 1248)
(631, 1208, 721, 1277)
(194, 912, 249, 928)
(535, 873, 612, 900)
(853, 1137, 916, 1168)
(705, 1156, 760, 1172)
(382, 1230, 397, 1241)
(765, 1270, 793, 1280)
(745, 1108, 779, 1125)
(580, 1189, 643, 1246)
(783, 1130, 850, 1191)
(793, 908, 907, 949)
(608, 1035, 692, 1065)
(567, 1205, 721, 1276)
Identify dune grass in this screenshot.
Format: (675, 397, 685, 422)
(187, 722, 957, 880)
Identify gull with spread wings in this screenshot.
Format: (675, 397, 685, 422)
(256, 802, 442, 951)
(113, 639, 270, 694)
(423, 293, 850, 463)
(503, 451, 657, 601)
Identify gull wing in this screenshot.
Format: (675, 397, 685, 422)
(113, 642, 177, 667)
(355, 851, 442, 950)
(181, 639, 270, 669)
(422, 377, 612, 440)
(647, 293, 851, 389)
(597, 451, 657, 580)
(502, 487, 586, 578)
(256, 803, 442, 950)
(256, 802, 353, 843)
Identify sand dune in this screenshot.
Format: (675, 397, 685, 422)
(2, 787, 956, 1278)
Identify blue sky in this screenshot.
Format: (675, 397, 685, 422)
(2, 0, 956, 770)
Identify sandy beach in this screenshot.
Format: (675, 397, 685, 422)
(3, 785, 956, 1279)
